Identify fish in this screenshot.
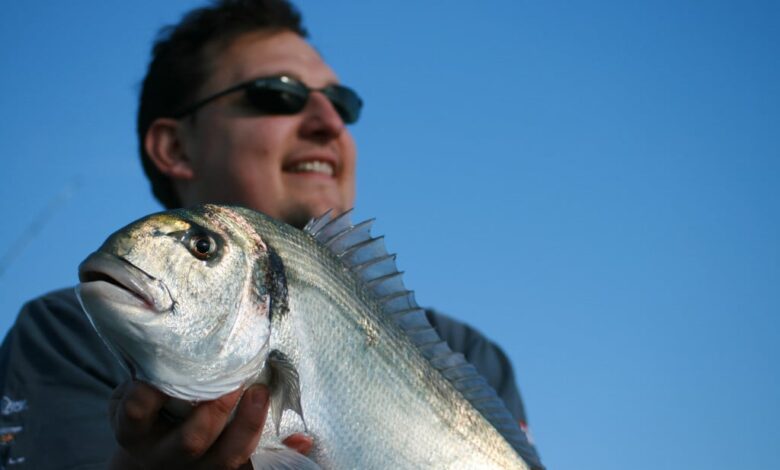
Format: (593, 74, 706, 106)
(76, 204, 541, 469)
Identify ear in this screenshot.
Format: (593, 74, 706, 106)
(144, 118, 195, 180)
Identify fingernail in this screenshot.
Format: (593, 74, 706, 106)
(282, 433, 314, 455)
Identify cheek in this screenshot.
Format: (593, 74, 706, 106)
(223, 120, 292, 170)
(340, 134, 358, 200)
(217, 122, 297, 212)
(196, 117, 279, 165)
(198, 124, 275, 180)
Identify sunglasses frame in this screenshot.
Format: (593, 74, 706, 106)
(172, 75, 362, 124)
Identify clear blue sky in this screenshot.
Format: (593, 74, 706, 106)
(1, 1, 778, 468)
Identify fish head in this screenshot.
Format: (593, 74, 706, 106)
(76, 205, 275, 400)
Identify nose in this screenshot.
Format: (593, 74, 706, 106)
(298, 91, 345, 142)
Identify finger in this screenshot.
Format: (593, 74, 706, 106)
(113, 381, 168, 450)
(160, 387, 244, 463)
(108, 380, 131, 432)
(201, 385, 270, 469)
(282, 433, 314, 455)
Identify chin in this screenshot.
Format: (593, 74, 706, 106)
(276, 195, 351, 229)
(279, 205, 326, 229)
(309, 197, 347, 216)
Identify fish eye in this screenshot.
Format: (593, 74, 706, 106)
(188, 234, 216, 260)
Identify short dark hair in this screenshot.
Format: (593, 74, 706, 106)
(137, 0, 308, 209)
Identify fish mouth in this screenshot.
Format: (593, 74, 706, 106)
(78, 251, 173, 312)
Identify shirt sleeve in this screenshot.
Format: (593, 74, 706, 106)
(426, 309, 544, 469)
(0, 288, 126, 469)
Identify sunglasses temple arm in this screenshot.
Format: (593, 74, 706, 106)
(172, 82, 250, 118)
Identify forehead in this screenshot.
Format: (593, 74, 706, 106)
(203, 30, 339, 91)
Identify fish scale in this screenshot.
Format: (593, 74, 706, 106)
(232, 207, 530, 468)
(77, 205, 538, 469)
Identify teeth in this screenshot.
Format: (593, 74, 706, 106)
(289, 160, 334, 176)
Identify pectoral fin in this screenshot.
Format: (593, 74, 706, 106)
(261, 349, 306, 435)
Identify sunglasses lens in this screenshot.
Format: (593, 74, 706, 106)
(325, 85, 362, 124)
(246, 80, 307, 115)
(244, 77, 363, 124)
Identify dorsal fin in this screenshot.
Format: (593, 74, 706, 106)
(304, 211, 538, 466)
(303, 209, 333, 235)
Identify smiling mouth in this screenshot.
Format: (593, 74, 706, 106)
(285, 160, 335, 177)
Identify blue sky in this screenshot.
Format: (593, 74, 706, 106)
(1, 1, 778, 468)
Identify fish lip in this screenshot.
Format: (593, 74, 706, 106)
(78, 251, 173, 312)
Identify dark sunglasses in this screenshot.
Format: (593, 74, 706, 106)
(173, 75, 363, 124)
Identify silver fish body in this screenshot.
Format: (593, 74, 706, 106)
(77, 205, 534, 469)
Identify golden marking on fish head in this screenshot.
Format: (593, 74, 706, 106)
(101, 213, 191, 257)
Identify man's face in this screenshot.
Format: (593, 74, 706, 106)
(176, 30, 357, 227)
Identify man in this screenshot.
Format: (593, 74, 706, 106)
(0, 1, 542, 468)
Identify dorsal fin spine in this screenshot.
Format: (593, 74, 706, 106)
(378, 290, 412, 302)
(314, 209, 353, 237)
(303, 209, 333, 235)
(403, 325, 435, 334)
(388, 307, 420, 316)
(353, 254, 397, 272)
(365, 271, 404, 287)
(337, 236, 385, 261)
(323, 219, 375, 247)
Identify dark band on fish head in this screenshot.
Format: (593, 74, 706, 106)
(264, 243, 289, 320)
(190, 205, 288, 319)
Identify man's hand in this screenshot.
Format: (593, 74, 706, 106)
(107, 380, 310, 469)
